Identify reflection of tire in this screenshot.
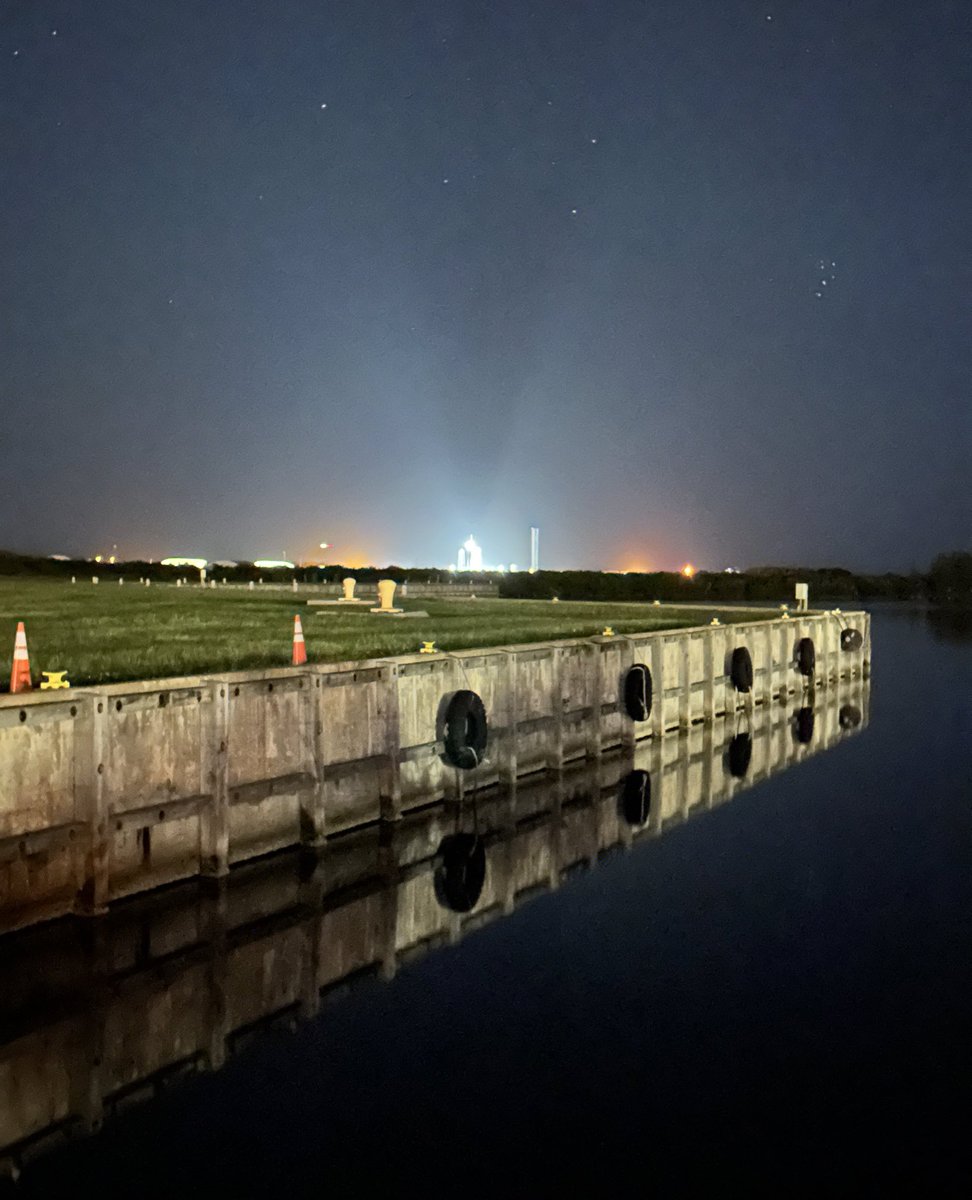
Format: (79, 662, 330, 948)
(839, 704, 862, 730)
(619, 770, 651, 827)
(793, 707, 815, 744)
(622, 664, 653, 721)
(840, 628, 863, 651)
(797, 638, 816, 677)
(443, 690, 488, 770)
(725, 732, 753, 778)
(434, 833, 486, 913)
(730, 647, 754, 693)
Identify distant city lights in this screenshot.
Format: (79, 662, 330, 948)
(161, 557, 207, 570)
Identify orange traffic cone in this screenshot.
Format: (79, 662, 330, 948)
(291, 614, 307, 665)
(9, 621, 32, 693)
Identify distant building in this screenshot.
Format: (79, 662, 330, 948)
(161, 557, 208, 570)
(457, 535, 483, 572)
(530, 527, 539, 573)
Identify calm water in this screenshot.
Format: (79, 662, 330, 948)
(10, 609, 971, 1195)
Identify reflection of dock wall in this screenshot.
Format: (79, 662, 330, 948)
(0, 611, 869, 932)
(0, 675, 868, 1176)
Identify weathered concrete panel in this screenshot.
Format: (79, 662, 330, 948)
(0, 610, 870, 933)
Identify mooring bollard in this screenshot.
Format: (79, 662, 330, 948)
(370, 579, 404, 614)
(249, 580, 255, 590)
(40, 671, 70, 690)
(91, 576, 98, 585)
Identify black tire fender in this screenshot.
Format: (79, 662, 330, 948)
(840, 628, 863, 651)
(442, 690, 488, 770)
(622, 664, 653, 722)
(730, 646, 754, 693)
(797, 637, 816, 677)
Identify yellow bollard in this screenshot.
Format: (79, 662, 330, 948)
(419, 641, 437, 654)
(602, 627, 614, 637)
(40, 671, 70, 690)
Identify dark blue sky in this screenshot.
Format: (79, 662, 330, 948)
(1, 1, 968, 571)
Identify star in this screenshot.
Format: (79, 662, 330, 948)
(590, 138, 598, 144)
(571, 208, 578, 215)
(320, 103, 327, 109)
(442, 178, 449, 184)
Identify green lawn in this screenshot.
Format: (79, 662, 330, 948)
(0, 579, 773, 689)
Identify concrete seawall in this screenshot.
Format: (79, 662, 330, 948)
(0, 610, 870, 933)
(0, 671, 868, 1177)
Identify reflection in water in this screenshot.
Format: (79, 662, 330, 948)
(725, 732, 753, 779)
(839, 704, 863, 730)
(925, 605, 972, 644)
(619, 770, 652, 827)
(434, 833, 487, 913)
(0, 677, 867, 1179)
(792, 706, 815, 745)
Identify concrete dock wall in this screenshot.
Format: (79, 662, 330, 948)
(0, 672, 868, 1176)
(0, 610, 869, 933)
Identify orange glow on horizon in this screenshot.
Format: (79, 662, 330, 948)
(680, 563, 697, 578)
(329, 549, 371, 569)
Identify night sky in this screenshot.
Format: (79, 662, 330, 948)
(1, 1, 968, 571)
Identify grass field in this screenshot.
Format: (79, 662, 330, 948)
(0, 579, 774, 689)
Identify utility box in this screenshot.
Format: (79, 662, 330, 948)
(794, 582, 809, 611)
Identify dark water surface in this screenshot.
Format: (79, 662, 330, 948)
(13, 610, 972, 1195)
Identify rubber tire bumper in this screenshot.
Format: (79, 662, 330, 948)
(443, 689, 489, 770)
(730, 647, 754, 693)
(622, 664, 653, 721)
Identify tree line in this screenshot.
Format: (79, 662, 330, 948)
(2, 549, 969, 605)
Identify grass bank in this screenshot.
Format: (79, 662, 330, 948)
(0, 579, 774, 689)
